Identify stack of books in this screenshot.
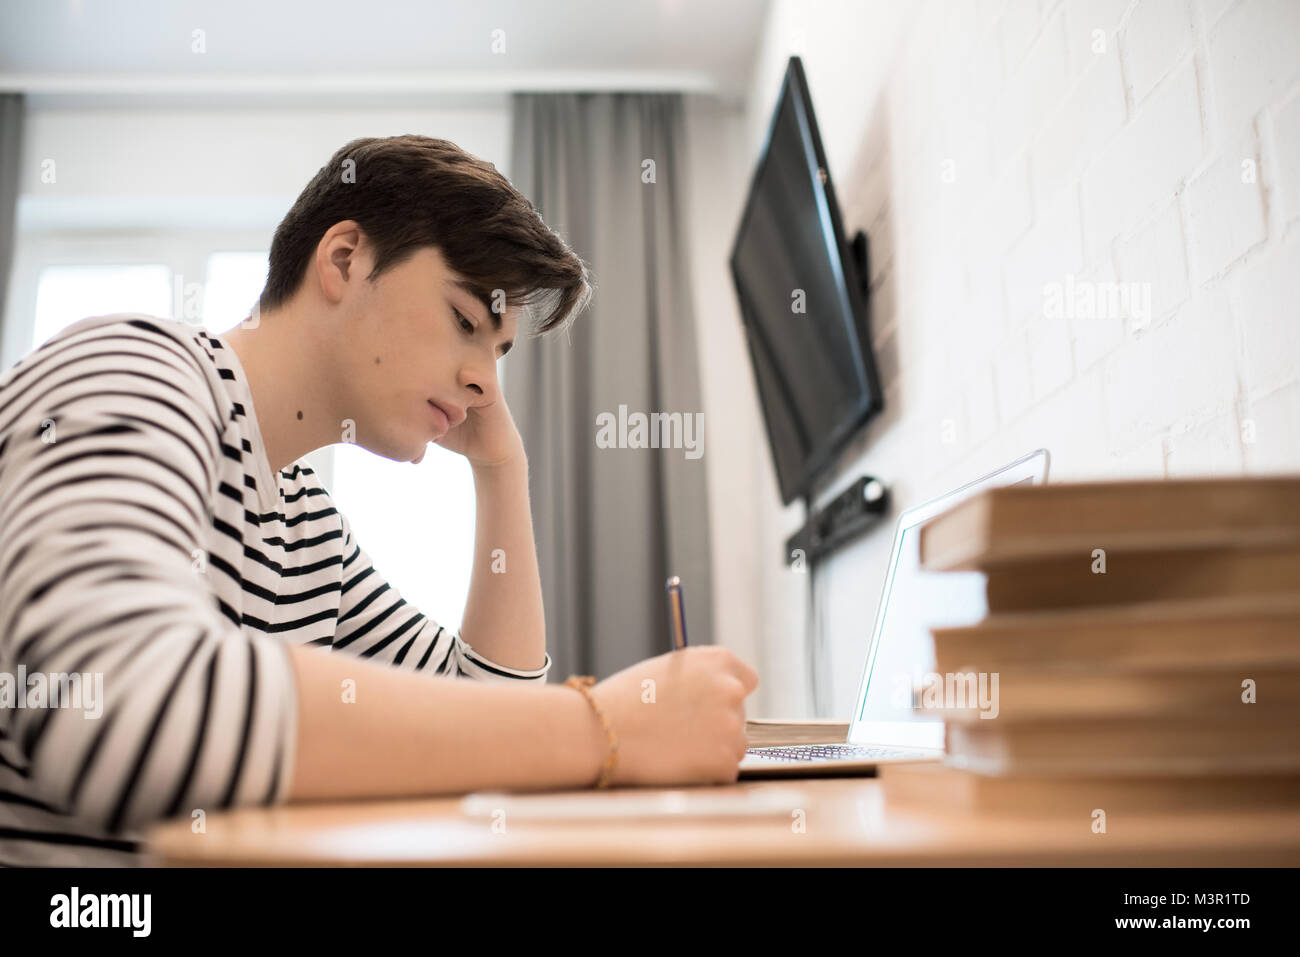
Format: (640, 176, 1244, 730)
(880, 476, 1300, 815)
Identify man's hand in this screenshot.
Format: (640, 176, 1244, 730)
(589, 647, 759, 786)
(433, 394, 527, 470)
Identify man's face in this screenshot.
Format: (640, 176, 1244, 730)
(332, 243, 518, 463)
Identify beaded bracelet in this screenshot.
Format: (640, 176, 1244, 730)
(564, 675, 618, 788)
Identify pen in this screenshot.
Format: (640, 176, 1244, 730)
(665, 575, 689, 650)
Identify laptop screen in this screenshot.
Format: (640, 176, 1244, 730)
(850, 522, 987, 748)
(848, 467, 1044, 749)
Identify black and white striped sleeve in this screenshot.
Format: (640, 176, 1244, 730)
(331, 504, 551, 683)
(0, 338, 298, 835)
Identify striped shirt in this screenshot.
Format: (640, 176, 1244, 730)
(0, 313, 551, 866)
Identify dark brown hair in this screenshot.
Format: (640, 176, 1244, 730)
(258, 134, 594, 335)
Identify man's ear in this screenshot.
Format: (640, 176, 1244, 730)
(317, 222, 363, 304)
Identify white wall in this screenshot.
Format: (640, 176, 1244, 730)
(6, 102, 512, 369)
(681, 94, 771, 707)
(13, 103, 511, 230)
(736, 0, 1300, 717)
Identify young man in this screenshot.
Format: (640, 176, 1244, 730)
(0, 134, 757, 866)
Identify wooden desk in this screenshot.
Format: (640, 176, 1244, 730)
(145, 775, 1300, 866)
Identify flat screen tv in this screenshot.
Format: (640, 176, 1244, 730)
(729, 55, 883, 506)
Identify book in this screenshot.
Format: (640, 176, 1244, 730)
(943, 715, 1300, 776)
(918, 476, 1300, 572)
(982, 544, 1300, 612)
(917, 664, 1300, 724)
(744, 718, 850, 748)
(879, 761, 1300, 815)
(929, 596, 1300, 674)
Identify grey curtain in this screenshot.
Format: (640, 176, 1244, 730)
(506, 92, 713, 680)
(0, 93, 23, 367)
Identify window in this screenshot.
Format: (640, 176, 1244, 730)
(23, 250, 268, 342)
(329, 441, 476, 634)
(203, 251, 269, 334)
(32, 263, 171, 348)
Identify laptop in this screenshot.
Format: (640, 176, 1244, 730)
(738, 448, 1050, 777)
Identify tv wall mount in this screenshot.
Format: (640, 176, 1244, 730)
(785, 473, 889, 567)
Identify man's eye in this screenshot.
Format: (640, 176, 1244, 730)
(455, 309, 474, 334)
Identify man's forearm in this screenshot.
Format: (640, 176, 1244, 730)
(286, 644, 604, 800)
(457, 455, 548, 671)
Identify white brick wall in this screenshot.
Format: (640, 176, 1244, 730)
(1081, 59, 1203, 261)
(1123, 0, 1198, 107)
(740, 0, 1300, 718)
(1274, 90, 1300, 223)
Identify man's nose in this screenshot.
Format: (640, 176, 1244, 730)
(459, 362, 499, 402)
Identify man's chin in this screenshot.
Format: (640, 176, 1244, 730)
(411, 442, 428, 465)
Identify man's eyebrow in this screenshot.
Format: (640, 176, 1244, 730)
(450, 279, 513, 356)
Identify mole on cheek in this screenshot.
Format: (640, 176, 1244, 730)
(296, 411, 303, 421)
(374, 357, 381, 364)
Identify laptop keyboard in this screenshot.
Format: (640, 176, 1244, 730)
(745, 744, 928, 762)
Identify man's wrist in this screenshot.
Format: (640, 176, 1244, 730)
(471, 452, 527, 479)
(556, 683, 609, 788)
(572, 681, 611, 785)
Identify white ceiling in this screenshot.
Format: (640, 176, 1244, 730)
(0, 0, 771, 107)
